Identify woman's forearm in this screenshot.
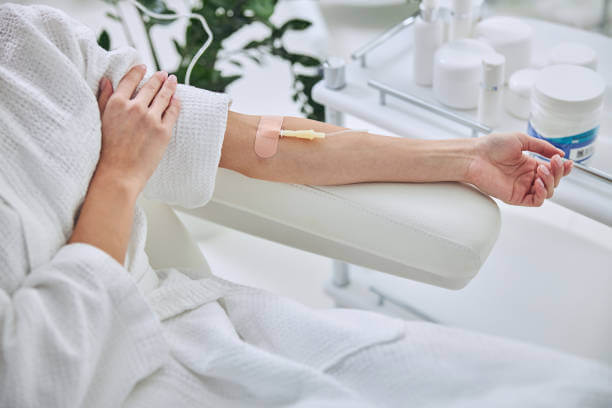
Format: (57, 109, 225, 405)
(220, 111, 477, 185)
(69, 172, 138, 264)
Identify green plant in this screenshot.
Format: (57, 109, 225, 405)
(99, 0, 324, 120)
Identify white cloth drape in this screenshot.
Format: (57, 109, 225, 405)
(1, 4, 611, 408)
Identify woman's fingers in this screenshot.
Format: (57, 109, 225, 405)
(97, 77, 113, 115)
(162, 97, 181, 128)
(151, 74, 178, 116)
(537, 163, 555, 198)
(564, 159, 573, 176)
(550, 154, 564, 187)
(135, 71, 168, 106)
(531, 178, 547, 206)
(115, 64, 147, 99)
(518, 133, 564, 159)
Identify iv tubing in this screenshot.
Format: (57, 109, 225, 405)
(128, 0, 213, 86)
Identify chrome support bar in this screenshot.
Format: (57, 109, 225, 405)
(368, 80, 492, 137)
(572, 161, 612, 183)
(369, 286, 439, 323)
(351, 16, 417, 68)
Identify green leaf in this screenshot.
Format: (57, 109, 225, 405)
(277, 19, 312, 36)
(136, 0, 168, 13)
(97, 30, 111, 51)
(287, 53, 321, 68)
(246, 54, 262, 65)
(245, 0, 276, 20)
(172, 39, 184, 55)
(244, 39, 270, 49)
(137, 0, 175, 26)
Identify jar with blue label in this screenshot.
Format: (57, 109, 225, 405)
(527, 64, 605, 164)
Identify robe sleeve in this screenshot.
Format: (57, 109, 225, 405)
(23, 4, 232, 208)
(0, 243, 167, 408)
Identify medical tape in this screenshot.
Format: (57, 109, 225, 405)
(254, 116, 284, 158)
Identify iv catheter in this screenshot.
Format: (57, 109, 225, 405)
(254, 116, 367, 158)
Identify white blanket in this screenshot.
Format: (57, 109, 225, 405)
(0, 4, 610, 407)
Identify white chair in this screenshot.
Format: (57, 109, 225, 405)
(141, 168, 501, 292)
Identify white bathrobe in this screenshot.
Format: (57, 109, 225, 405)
(0, 4, 610, 407)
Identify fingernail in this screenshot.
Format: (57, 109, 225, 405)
(169, 74, 177, 83)
(536, 178, 545, 188)
(555, 156, 563, 166)
(539, 165, 550, 176)
(161, 71, 168, 78)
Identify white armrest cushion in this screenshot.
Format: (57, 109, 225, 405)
(177, 169, 501, 289)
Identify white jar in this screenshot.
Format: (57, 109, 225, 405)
(433, 39, 495, 109)
(506, 68, 538, 120)
(473, 16, 533, 82)
(413, 0, 444, 86)
(528, 65, 605, 163)
(547, 42, 598, 71)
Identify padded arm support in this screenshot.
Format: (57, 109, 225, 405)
(176, 169, 501, 289)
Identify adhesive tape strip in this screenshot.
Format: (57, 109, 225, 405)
(254, 116, 284, 158)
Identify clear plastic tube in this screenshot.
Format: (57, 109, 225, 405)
(325, 129, 368, 136)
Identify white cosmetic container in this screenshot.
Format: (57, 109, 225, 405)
(433, 39, 496, 109)
(547, 42, 598, 71)
(439, 0, 483, 42)
(473, 17, 533, 82)
(506, 68, 538, 120)
(478, 53, 505, 128)
(413, 0, 444, 86)
(449, 0, 473, 40)
(528, 64, 605, 164)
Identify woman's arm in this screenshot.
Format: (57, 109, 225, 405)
(220, 112, 573, 207)
(220, 112, 474, 185)
(69, 65, 180, 263)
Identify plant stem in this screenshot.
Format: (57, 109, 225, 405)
(143, 22, 162, 71)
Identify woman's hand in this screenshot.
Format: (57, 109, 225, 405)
(95, 64, 181, 195)
(466, 133, 573, 207)
(69, 66, 180, 263)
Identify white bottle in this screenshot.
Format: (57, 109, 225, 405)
(478, 53, 505, 128)
(413, 0, 443, 86)
(450, 0, 473, 40)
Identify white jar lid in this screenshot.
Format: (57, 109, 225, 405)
(509, 68, 538, 99)
(533, 64, 605, 115)
(473, 17, 533, 47)
(435, 39, 495, 82)
(547, 42, 598, 70)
